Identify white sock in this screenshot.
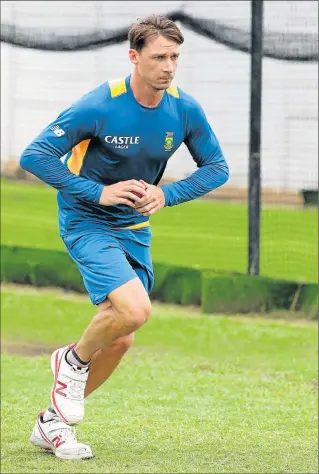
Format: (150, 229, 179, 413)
(66, 347, 90, 369)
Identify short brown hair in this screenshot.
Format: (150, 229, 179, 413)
(128, 14, 184, 51)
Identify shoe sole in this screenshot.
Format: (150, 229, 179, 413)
(50, 344, 82, 425)
(55, 452, 95, 460)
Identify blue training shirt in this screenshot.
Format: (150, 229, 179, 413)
(20, 75, 229, 235)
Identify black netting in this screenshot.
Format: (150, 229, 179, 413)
(1, 10, 318, 62)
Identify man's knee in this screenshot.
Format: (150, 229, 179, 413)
(120, 299, 152, 333)
(103, 278, 152, 333)
(97, 297, 151, 333)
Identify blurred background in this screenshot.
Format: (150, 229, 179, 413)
(1, 0, 318, 192)
(1, 0, 318, 283)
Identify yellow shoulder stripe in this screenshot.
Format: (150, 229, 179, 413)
(166, 85, 179, 98)
(109, 78, 127, 98)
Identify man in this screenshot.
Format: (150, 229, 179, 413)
(20, 14, 229, 460)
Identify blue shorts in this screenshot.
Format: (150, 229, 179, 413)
(62, 226, 154, 305)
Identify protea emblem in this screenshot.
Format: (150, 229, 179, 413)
(164, 131, 174, 151)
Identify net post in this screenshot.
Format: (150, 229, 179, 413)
(248, 0, 264, 276)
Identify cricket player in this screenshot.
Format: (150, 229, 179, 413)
(20, 14, 229, 459)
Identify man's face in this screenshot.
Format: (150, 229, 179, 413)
(129, 34, 181, 90)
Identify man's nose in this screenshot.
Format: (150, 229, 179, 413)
(162, 60, 174, 73)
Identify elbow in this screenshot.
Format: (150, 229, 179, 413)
(20, 149, 33, 172)
(20, 151, 29, 171)
(220, 164, 230, 186)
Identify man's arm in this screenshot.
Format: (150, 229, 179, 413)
(20, 99, 104, 204)
(160, 100, 229, 207)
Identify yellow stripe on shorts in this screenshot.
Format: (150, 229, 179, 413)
(115, 221, 150, 230)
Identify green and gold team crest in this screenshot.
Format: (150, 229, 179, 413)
(164, 131, 174, 152)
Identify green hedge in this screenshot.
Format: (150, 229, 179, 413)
(201, 272, 299, 314)
(1, 245, 317, 319)
(1, 245, 85, 293)
(300, 189, 318, 206)
(298, 283, 318, 320)
(151, 263, 202, 306)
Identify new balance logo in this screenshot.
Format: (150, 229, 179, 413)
(52, 435, 66, 448)
(50, 125, 65, 137)
(55, 380, 67, 397)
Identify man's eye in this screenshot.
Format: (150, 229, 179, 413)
(156, 56, 164, 60)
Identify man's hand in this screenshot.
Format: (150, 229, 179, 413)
(99, 180, 147, 207)
(134, 180, 165, 216)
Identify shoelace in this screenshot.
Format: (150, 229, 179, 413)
(68, 380, 85, 401)
(58, 427, 77, 444)
(60, 366, 88, 400)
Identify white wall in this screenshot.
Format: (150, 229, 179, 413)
(1, 0, 318, 191)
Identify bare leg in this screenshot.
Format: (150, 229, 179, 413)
(84, 333, 134, 398)
(75, 277, 151, 362)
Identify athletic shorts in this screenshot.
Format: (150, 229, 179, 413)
(61, 226, 154, 305)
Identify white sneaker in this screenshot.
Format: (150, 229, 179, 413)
(30, 412, 94, 460)
(50, 344, 89, 425)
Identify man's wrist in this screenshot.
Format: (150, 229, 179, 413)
(159, 184, 172, 207)
(95, 183, 105, 204)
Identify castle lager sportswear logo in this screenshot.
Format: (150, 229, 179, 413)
(105, 135, 139, 149)
(164, 132, 174, 151)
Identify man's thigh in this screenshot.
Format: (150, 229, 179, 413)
(62, 231, 137, 305)
(115, 227, 154, 295)
(62, 228, 154, 305)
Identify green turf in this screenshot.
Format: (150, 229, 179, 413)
(1, 179, 317, 282)
(1, 287, 318, 473)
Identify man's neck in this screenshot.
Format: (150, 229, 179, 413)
(130, 71, 164, 108)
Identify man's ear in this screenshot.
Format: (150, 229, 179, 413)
(129, 49, 139, 65)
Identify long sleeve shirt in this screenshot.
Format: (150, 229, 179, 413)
(20, 75, 229, 235)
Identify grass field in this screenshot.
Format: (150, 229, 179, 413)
(1, 285, 318, 473)
(1, 179, 317, 283)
